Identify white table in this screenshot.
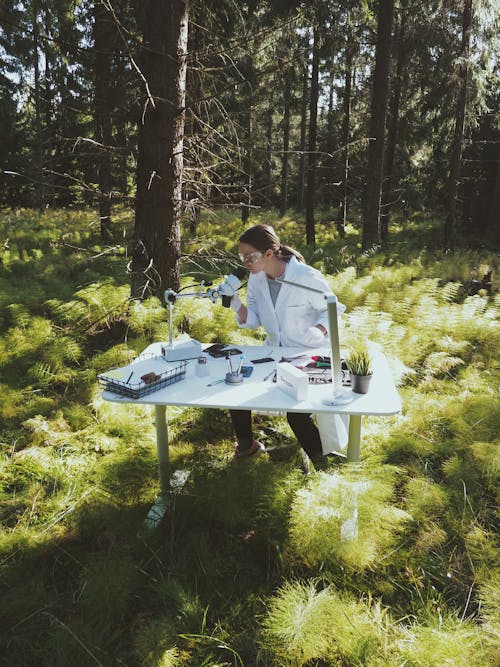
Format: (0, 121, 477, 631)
(102, 343, 401, 529)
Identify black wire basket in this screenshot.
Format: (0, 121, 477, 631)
(98, 360, 187, 399)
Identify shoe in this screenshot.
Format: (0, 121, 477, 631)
(232, 439, 266, 461)
(311, 451, 347, 472)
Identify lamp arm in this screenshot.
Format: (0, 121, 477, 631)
(275, 278, 346, 399)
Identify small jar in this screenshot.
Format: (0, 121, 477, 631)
(195, 355, 210, 377)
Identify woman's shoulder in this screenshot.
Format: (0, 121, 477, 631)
(247, 270, 267, 288)
(289, 256, 324, 278)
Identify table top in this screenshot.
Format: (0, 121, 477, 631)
(101, 343, 402, 417)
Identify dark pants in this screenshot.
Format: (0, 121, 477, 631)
(229, 409, 323, 459)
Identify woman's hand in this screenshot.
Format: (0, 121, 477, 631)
(230, 295, 247, 321)
(303, 325, 326, 346)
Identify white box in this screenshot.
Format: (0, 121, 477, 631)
(276, 362, 309, 401)
(160, 338, 202, 361)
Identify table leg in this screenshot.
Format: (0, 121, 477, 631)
(141, 405, 169, 533)
(155, 405, 169, 493)
(347, 414, 362, 463)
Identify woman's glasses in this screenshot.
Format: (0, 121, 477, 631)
(239, 251, 262, 265)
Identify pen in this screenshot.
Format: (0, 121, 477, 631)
(126, 371, 134, 383)
(226, 353, 233, 374)
(237, 355, 244, 374)
(263, 368, 276, 381)
(207, 378, 226, 386)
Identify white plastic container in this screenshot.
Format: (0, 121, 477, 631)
(276, 362, 309, 401)
(195, 355, 210, 377)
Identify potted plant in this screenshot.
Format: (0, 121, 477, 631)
(345, 344, 373, 394)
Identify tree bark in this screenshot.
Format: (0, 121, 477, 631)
(43, 7, 55, 207)
(487, 143, 500, 235)
(280, 85, 291, 216)
(362, 0, 394, 250)
(94, 0, 115, 242)
(131, 0, 189, 299)
(33, 4, 44, 212)
(265, 89, 274, 202)
(186, 14, 203, 233)
(338, 9, 354, 238)
(326, 68, 337, 213)
(444, 0, 473, 250)
(306, 25, 320, 246)
(241, 101, 253, 223)
(381, 2, 407, 241)
(297, 58, 309, 212)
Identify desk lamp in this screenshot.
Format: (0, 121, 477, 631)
(276, 278, 353, 405)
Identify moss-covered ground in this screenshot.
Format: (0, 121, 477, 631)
(0, 208, 498, 666)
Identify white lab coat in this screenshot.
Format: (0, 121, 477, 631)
(236, 255, 345, 347)
(236, 256, 348, 454)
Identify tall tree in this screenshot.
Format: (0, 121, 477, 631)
(280, 81, 291, 216)
(94, 0, 116, 241)
(131, 0, 189, 298)
(265, 88, 274, 202)
(380, 0, 408, 241)
(241, 102, 254, 223)
(32, 1, 44, 211)
(444, 0, 473, 250)
(362, 0, 394, 249)
(240, 55, 255, 223)
(296, 57, 309, 211)
(338, 7, 354, 237)
(305, 24, 320, 246)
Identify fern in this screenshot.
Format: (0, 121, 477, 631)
(288, 468, 411, 571)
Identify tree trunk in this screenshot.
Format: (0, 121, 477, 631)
(381, 2, 407, 241)
(362, 0, 394, 250)
(241, 101, 253, 223)
(265, 89, 273, 202)
(33, 5, 44, 212)
(326, 68, 337, 213)
(280, 85, 291, 216)
(297, 51, 309, 211)
(131, 0, 189, 299)
(487, 143, 500, 235)
(94, 0, 115, 242)
(306, 25, 320, 246)
(43, 9, 55, 208)
(186, 15, 202, 233)
(338, 9, 353, 238)
(444, 0, 473, 250)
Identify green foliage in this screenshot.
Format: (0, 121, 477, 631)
(128, 297, 168, 336)
(261, 582, 396, 666)
(396, 613, 492, 666)
(345, 342, 373, 376)
(133, 617, 180, 667)
(288, 467, 411, 571)
(478, 574, 500, 653)
(0, 209, 499, 666)
(405, 477, 447, 523)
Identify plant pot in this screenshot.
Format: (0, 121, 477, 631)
(350, 372, 373, 394)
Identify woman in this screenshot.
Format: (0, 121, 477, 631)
(229, 224, 345, 461)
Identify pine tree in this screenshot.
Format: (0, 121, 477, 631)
(362, 0, 394, 249)
(131, 0, 189, 298)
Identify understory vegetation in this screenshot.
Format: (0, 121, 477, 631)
(0, 208, 498, 666)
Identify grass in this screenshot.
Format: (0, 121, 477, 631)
(0, 206, 498, 665)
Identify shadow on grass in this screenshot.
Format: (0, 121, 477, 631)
(1, 412, 305, 667)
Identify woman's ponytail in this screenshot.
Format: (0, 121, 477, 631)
(277, 243, 305, 263)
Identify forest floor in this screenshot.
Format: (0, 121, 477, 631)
(0, 208, 498, 666)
